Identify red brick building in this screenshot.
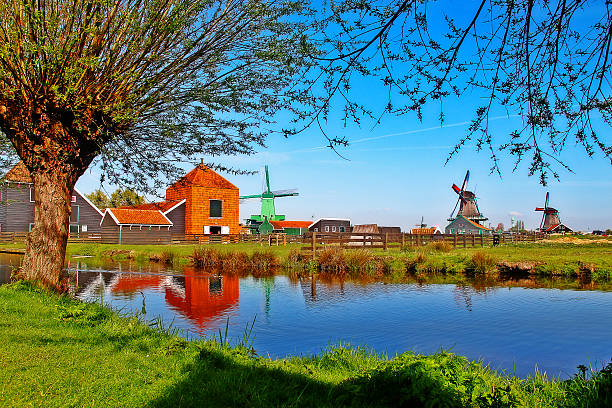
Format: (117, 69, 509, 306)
(165, 164, 240, 235)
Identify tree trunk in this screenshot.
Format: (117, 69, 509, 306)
(20, 169, 75, 291)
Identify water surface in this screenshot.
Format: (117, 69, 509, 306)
(1, 253, 611, 379)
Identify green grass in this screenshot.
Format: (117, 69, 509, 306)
(2, 239, 611, 280)
(1, 281, 612, 407)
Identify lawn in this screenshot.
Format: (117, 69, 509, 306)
(1, 281, 611, 407)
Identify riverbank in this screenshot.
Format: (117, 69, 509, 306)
(1, 238, 611, 280)
(1, 281, 610, 407)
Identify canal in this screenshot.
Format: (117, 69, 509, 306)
(2, 252, 611, 379)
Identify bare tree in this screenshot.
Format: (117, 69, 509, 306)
(0, 0, 314, 289)
(301, 0, 611, 182)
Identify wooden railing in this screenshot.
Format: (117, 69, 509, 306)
(0, 230, 544, 248)
(301, 232, 546, 253)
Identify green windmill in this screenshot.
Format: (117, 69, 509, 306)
(239, 165, 299, 234)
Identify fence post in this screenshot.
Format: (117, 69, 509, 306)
(472, 235, 475, 247)
(453, 234, 457, 248)
(312, 232, 317, 255)
(401, 233, 405, 249)
(384, 233, 388, 251)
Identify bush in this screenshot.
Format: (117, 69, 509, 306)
(468, 251, 497, 274)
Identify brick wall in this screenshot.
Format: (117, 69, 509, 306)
(166, 184, 240, 235)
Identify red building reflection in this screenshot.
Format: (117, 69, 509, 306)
(109, 267, 239, 331)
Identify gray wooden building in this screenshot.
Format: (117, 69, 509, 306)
(445, 215, 493, 235)
(100, 208, 173, 244)
(0, 162, 103, 233)
(308, 218, 351, 233)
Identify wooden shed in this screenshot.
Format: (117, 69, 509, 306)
(100, 208, 173, 244)
(309, 218, 351, 233)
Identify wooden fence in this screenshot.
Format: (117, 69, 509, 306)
(0, 230, 544, 248)
(300, 232, 546, 253)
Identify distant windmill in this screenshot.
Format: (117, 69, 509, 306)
(240, 165, 298, 231)
(448, 170, 488, 224)
(415, 216, 427, 228)
(535, 192, 561, 232)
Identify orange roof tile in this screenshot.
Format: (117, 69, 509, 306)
(2, 161, 32, 183)
(269, 220, 312, 229)
(120, 200, 184, 213)
(171, 165, 237, 190)
(107, 208, 172, 225)
(460, 215, 492, 230)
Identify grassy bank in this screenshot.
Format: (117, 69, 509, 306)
(2, 238, 611, 280)
(1, 281, 611, 407)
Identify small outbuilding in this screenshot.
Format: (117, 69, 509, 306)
(269, 220, 312, 235)
(100, 208, 173, 244)
(309, 218, 351, 233)
(445, 215, 493, 235)
(411, 226, 443, 235)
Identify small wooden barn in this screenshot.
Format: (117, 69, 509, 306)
(308, 218, 351, 233)
(269, 220, 312, 235)
(445, 215, 493, 235)
(120, 199, 186, 236)
(0, 161, 103, 233)
(100, 208, 173, 244)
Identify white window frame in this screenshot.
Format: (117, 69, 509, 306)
(29, 187, 35, 202)
(81, 225, 88, 232)
(314, 228, 318, 232)
(71, 195, 77, 203)
(332, 226, 336, 232)
(325, 226, 329, 232)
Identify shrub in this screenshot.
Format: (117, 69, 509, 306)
(344, 249, 375, 272)
(191, 247, 219, 268)
(468, 251, 497, 274)
(317, 247, 347, 273)
(426, 241, 453, 253)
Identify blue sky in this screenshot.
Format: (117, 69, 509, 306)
(77, 2, 612, 232)
(77, 99, 611, 232)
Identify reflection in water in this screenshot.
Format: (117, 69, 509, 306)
(2, 253, 612, 379)
(71, 264, 240, 334)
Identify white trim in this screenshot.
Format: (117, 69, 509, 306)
(308, 218, 351, 229)
(74, 187, 104, 216)
(163, 199, 186, 215)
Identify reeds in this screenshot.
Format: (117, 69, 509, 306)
(190, 247, 279, 275)
(468, 251, 497, 274)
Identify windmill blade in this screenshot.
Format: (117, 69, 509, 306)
(460, 170, 470, 192)
(264, 165, 271, 193)
(452, 184, 467, 203)
(239, 196, 261, 203)
(535, 207, 545, 211)
(450, 196, 461, 219)
(544, 192, 549, 209)
(271, 189, 298, 196)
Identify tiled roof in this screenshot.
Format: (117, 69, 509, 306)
(545, 223, 561, 232)
(269, 220, 312, 229)
(171, 165, 237, 190)
(120, 200, 184, 213)
(107, 208, 172, 225)
(352, 224, 379, 234)
(2, 162, 33, 183)
(411, 227, 437, 235)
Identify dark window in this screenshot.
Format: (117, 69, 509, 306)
(340, 226, 345, 232)
(209, 200, 222, 218)
(209, 277, 222, 295)
(70, 205, 79, 223)
(209, 226, 222, 234)
(30, 187, 35, 202)
(69, 224, 79, 233)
